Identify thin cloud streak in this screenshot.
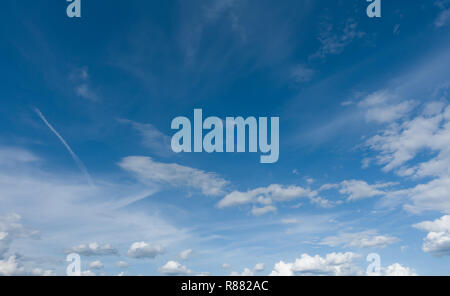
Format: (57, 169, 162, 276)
(34, 107, 94, 187)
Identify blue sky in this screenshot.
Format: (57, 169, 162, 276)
(1, 0, 450, 276)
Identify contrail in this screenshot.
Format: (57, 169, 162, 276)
(34, 108, 94, 186)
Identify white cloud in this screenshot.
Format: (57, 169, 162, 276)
(34, 109, 93, 186)
(115, 261, 130, 268)
(366, 103, 450, 174)
(365, 103, 450, 213)
(0, 147, 188, 274)
(231, 268, 254, 276)
(118, 119, 172, 157)
(81, 270, 96, 276)
(339, 180, 395, 201)
(0, 147, 40, 166)
(414, 215, 450, 257)
(70, 67, 99, 101)
(251, 205, 277, 216)
(218, 184, 329, 213)
(269, 261, 294, 276)
(31, 268, 55, 276)
(119, 156, 228, 196)
(0, 256, 25, 276)
(382, 263, 417, 276)
(320, 230, 399, 249)
(65, 243, 118, 257)
(269, 252, 361, 276)
(253, 263, 265, 272)
(358, 91, 416, 124)
(179, 249, 193, 260)
(89, 260, 104, 270)
(221, 263, 231, 269)
(0, 213, 38, 259)
(159, 261, 192, 275)
(127, 242, 164, 259)
(76, 84, 99, 101)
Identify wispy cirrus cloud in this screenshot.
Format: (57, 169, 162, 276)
(119, 156, 229, 196)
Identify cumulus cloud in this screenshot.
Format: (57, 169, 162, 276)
(0, 256, 25, 276)
(253, 263, 265, 272)
(320, 230, 399, 249)
(89, 261, 104, 270)
(127, 242, 164, 259)
(119, 156, 228, 196)
(159, 261, 192, 275)
(414, 215, 450, 257)
(269, 252, 361, 276)
(218, 184, 330, 214)
(65, 243, 118, 257)
(269, 261, 294, 276)
(382, 263, 417, 276)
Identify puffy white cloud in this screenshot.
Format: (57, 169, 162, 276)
(382, 263, 417, 276)
(253, 263, 265, 272)
(269, 261, 294, 276)
(269, 252, 361, 276)
(65, 243, 118, 257)
(414, 215, 450, 257)
(320, 230, 399, 249)
(0, 256, 25, 276)
(179, 249, 193, 260)
(89, 260, 104, 270)
(159, 261, 192, 275)
(127, 242, 164, 259)
(119, 156, 228, 196)
(221, 263, 231, 269)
